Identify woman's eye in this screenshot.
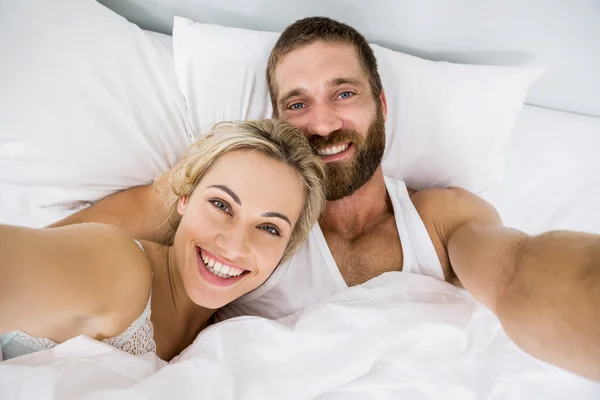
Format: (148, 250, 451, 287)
(289, 103, 305, 110)
(260, 225, 281, 236)
(337, 91, 353, 99)
(211, 200, 230, 213)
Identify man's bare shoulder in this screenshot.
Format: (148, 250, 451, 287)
(407, 187, 502, 284)
(409, 187, 501, 227)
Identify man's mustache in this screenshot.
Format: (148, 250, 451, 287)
(308, 129, 362, 150)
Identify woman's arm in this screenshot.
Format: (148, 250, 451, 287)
(0, 223, 152, 342)
(49, 177, 175, 244)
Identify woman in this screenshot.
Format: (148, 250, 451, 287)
(0, 120, 325, 361)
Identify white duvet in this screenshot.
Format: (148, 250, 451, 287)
(1, 106, 600, 399)
(1, 273, 598, 399)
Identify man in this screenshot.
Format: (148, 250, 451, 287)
(53, 17, 599, 380)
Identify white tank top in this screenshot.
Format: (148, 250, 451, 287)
(216, 177, 445, 321)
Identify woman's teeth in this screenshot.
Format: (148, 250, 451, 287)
(200, 251, 245, 278)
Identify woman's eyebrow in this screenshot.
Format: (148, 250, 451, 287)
(208, 185, 291, 225)
(261, 212, 291, 226)
(208, 185, 241, 206)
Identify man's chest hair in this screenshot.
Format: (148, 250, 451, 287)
(323, 217, 404, 287)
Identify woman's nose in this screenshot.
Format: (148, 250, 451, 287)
(215, 224, 249, 262)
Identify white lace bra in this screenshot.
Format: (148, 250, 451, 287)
(0, 240, 156, 361)
(0, 294, 156, 361)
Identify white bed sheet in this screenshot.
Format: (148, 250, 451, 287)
(1, 273, 598, 399)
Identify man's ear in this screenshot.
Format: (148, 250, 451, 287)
(380, 89, 388, 122)
(177, 196, 189, 216)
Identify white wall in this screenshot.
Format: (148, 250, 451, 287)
(100, 0, 600, 117)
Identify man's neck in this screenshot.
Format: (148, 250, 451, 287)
(319, 167, 391, 239)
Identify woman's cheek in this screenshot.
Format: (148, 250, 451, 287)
(256, 240, 288, 273)
(190, 206, 221, 234)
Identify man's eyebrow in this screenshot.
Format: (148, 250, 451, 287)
(261, 212, 291, 226)
(207, 185, 241, 206)
(329, 77, 364, 88)
(279, 88, 306, 106)
(278, 77, 364, 107)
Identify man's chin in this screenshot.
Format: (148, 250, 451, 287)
(324, 162, 384, 201)
(326, 193, 352, 202)
(325, 182, 357, 201)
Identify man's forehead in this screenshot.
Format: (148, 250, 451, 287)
(274, 42, 367, 97)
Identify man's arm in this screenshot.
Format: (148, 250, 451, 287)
(49, 178, 174, 244)
(413, 187, 600, 381)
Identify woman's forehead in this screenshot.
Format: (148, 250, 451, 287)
(198, 150, 304, 217)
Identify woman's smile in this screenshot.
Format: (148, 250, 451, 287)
(196, 246, 251, 287)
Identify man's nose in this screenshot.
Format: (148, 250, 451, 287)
(306, 103, 343, 138)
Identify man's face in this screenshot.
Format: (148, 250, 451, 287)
(274, 41, 387, 201)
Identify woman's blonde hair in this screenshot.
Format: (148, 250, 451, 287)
(158, 119, 326, 263)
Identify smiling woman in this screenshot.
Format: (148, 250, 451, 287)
(0, 120, 325, 362)
(160, 121, 326, 313)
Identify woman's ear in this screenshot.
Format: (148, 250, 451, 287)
(177, 196, 189, 216)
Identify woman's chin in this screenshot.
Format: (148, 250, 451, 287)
(196, 299, 222, 310)
(190, 291, 232, 310)
(187, 279, 244, 310)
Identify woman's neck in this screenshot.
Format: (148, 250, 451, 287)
(147, 243, 214, 360)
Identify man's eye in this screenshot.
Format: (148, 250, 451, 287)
(211, 200, 230, 213)
(337, 91, 353, 99)
(260, 225, 281, 236)
(289, 103, 305, 110)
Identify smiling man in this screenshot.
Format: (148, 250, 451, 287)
(52, 17, 600, 380)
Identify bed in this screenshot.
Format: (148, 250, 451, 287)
(0, 0, 599, 398)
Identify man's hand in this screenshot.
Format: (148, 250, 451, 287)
(413, 187, 600, 381)
(49, 177, 175, 244)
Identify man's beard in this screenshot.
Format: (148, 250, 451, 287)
(309, 109, 386, 201)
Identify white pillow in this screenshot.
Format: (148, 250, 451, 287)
(0, 0, 192, 210)
(173, 16, 542, 200)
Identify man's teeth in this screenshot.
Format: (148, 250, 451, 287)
(200, 251, 245, 278)
(318, 143, 349, 156)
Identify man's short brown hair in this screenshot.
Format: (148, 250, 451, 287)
(267, 17, 383, 117)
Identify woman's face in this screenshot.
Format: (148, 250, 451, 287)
(173, 149, 305, 309)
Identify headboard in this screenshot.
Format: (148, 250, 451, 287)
(98, 0, 600, 118)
